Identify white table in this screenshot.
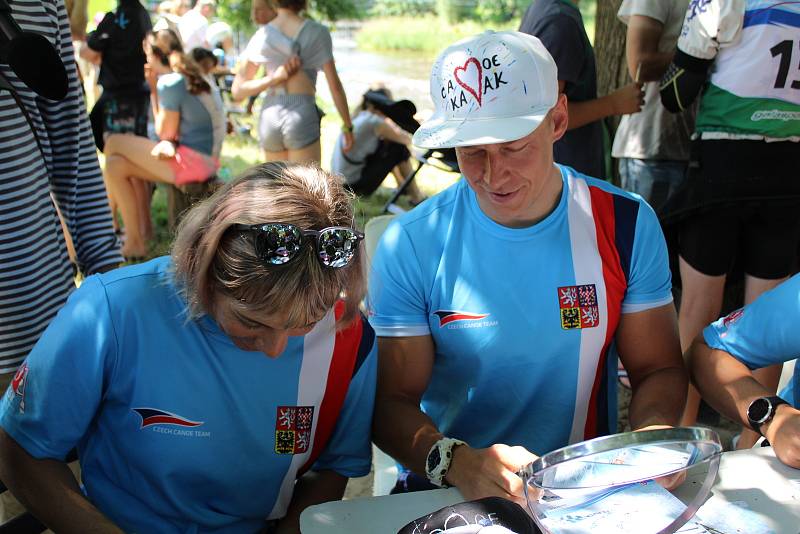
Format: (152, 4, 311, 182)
(300, 448, 800, 533)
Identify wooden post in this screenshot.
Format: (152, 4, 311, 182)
(167, 180, 219, 231)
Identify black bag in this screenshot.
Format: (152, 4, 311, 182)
(397, 496, 541, 534)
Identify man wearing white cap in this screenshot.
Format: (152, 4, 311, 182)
(369, 31, 686, 505)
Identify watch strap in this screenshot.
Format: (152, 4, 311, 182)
(748, 395, 789, 435)
(425, 437, 466, 487)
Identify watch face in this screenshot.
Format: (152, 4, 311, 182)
(427, 447, 442, 473)
(748, 397, 772, 424)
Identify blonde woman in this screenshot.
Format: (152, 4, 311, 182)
(0, 163, 376, 533)
(232, 0, 353, 163)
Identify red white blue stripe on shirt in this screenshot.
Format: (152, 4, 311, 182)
(566, 175, 639, 443)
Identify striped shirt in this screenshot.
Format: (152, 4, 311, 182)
(0, 0, 122, 374)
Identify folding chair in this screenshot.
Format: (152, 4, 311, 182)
(382, 148, 460, 214)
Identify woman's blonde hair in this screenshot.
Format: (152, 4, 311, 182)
(172, 162, 365, 329)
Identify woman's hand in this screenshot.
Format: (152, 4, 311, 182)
(341, 131, 354, 152)
(144, 64, 158, 93)
(151, 140, 176, 160)
(273, 56, 302, 85)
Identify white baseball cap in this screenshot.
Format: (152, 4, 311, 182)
(413, 30, 559, 149)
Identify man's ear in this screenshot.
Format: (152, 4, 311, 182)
(550, 94, 569, 142)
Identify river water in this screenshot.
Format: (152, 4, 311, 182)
(316, 33, 437, 118)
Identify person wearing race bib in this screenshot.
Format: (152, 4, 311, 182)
(231, 0, 353, 164)
(0, 163, 376, 533)
(687, 275, 800, 468)
(659, 0, 800, 442)
(370, 30, 686, 507)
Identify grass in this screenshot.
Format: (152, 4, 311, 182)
(355, 17, 521, 57)
(139, 110, 460, 263)
(355, 3, 596, 55)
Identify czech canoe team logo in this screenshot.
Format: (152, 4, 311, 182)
(133, 408, 204, 428)
(434, 310, 490, 327)
(275, 406, 314, 455)
(558, 285, 600, 330)
(10, 362, 28, 413)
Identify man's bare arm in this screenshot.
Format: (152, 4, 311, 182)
(688, 338, 800, 467)
(0, 429, 122, 534)
(625, 15, 674, 82)
(559, 81, 644, 130)
(616, 303, 687, 428)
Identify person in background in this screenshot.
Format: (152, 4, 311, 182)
(82, 0, 152, 152)
(232, 0, 353, 164)
(660, 0, 800, 446)
(178, 0, 215, 51)
(0, 0, 122, 518)
(370, 30, 685, 506)
(103, 29, 225, 260)
(65, 0, 89, 41)
(153, 0, 183, 35)
(244, 0, 279, 115)
(687, 276, 800, 468)
(252, 0, 278, 26)
(0, 163, 377, 533)
(331, 88, 426, 205)
(519, 0, 644, 179)
(612, 0, 693, 213)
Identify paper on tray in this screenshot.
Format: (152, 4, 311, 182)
(538, 480, 689, 534)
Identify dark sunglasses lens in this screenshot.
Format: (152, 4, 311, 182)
(254, 224, 302, 265)
(317, 229, 360, 268)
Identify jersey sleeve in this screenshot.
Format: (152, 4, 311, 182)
(677, 0, 745, 60)
(243, 26, 268, 64)
(0, 276, 118, 460)
(367, 220, 431, 337)
(300, 22, 334, 69)
(618, 0, 670, 25)
(528, 15, 586, 85)
(312, 318, 377, 478)
(157, 73, 186, 112)
(704, 275, 800, 370)
(86, 11, 115, 52)
(622, 200, 673, 313)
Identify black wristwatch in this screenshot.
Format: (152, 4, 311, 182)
(746, 396, 789, 436)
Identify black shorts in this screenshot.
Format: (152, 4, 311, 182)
(678, 139, 800, 279)
(89, 91, 150, 152)
(348, 140, 410, 197)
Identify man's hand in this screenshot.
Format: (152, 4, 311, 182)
(445, 444, 538, 507)
(765, 405, 800, 468)
(609, 82, 645, 115)
(151, 140, 176, 159)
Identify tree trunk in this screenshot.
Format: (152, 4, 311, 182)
(593, 0, 629, 182)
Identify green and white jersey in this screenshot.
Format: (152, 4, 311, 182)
(678, 0, 800, 140)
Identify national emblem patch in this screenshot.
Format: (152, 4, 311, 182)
(558, 284, 600, 330)
(10, 362, 28, 413)
(275, 406, 314, 455)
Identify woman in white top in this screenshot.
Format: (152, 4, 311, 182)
(231, 0, 353, 164)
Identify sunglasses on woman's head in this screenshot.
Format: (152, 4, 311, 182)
(233, 223, 364, 269)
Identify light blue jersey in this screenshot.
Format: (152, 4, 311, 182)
(1, 257, 376, 533)
(369, 165, 673, 455)
(704, 274, 800, 409)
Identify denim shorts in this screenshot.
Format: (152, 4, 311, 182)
(618, 158, 687, 213)
(258, 94, 320, 152)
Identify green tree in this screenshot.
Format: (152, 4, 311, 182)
(214, 0, 362, 27)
